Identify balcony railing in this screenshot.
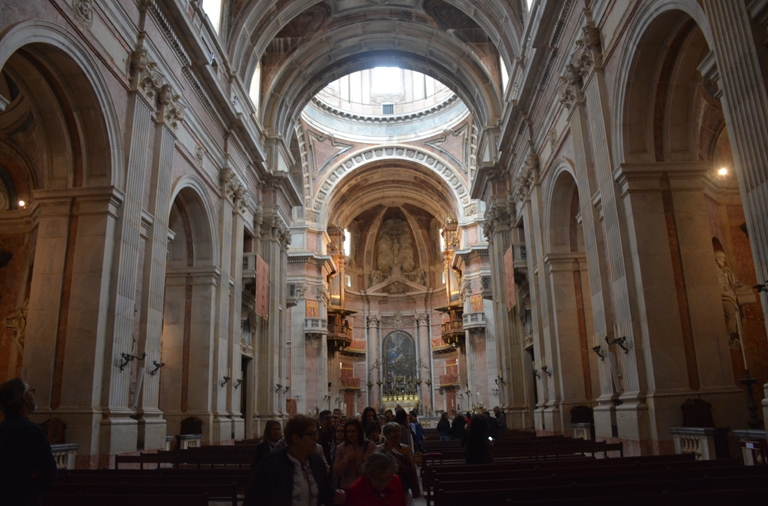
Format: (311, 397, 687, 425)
(441, 319, 464, 347)
(340, 377, 361, 390)
(304, 318, 327, 335)
(439, 373, 459, 387)
(462, 312, 487, 329)
(328, 323, 353, 340)
(431, 337, 451, 353)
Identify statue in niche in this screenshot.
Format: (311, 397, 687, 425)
(369, 269, 383, 287)
(715, 251, 755, 347)
(4, 299, 28, 353)
(377, 218, 416, 279)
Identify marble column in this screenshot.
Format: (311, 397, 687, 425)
(416, 313, 431, 415)
(566, 95, 617, 438)
(99, 81, 155, 456)
(366, 315, 380, 409)
(229, 201, 246, 440)
(701, 0, 768, 423)
(135, 86, 182, 450)
(486, 198, 529, 429)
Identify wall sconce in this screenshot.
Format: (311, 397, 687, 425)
(323, 394, 330, 400)
(367, 381, 374, 389)
(234, 379, 243, 389)
(495, 375, 506, 386)
(275, 383, 283, 393)
(119, 352, 146, 371)
(605, 335, 629, 354)
(221, 376, 231, 387)
(755, 280, 768, 293)
(284, 385, 290, 394)
(533, 369, 541, 380)
(591, 345, 605, 361)
(425, 378, 432, 387)
(541, 365, 552, 377)
(376, 380, 382, 387)
(150, 360, 165, 375)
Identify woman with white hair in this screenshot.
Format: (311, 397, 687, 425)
(379, 422, 421, 505)
(344, 450, 405, 506)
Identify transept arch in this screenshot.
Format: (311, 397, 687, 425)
(314, 146, 470, 228)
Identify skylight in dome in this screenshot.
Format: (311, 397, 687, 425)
(371, 67, 403, 95)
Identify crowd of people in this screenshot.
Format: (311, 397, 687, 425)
(246, 405, 507, 505)
(0, 375, 507, 506)
(246, 405, 426, 506)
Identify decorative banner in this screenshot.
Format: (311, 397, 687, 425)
(305, 300, 319, 318)
(470, 293, 483, 312)
(255, 254, 269, 319)
(504, 245, 516, 310)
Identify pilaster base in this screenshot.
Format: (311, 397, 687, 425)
(593, 398, 616, 440)
(212, 414, 234, 442)
(136, 411, 167, 451)
(233, 418, 245, 440)
(506, 406, 532, 431)
(99, 412, 139, 466)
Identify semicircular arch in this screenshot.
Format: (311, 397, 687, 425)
(169, 175, 219, 267)
(313, 145, 470, 227)
(613, 0, 713, 164)
(0, 20, 124, 190)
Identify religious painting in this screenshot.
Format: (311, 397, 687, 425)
(255, 254, 269, 319)
(504, 245, 516, 310)
(382, 330, 416, 382)
(306, 300, 319, 318)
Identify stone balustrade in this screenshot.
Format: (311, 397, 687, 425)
(670, 427, 717, 460)
(51, 443, 78, 470)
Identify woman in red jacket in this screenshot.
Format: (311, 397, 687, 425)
(345, 450, 405, 506)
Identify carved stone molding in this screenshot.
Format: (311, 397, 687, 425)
(293, 282, 307, 299)
(158, 84, 185, 130)
(130, 49, 164, 104)
(72, 0, 94, 29)
(512, 148, 540, 203)
(557, 32, 596, 109)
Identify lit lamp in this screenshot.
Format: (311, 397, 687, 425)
(717, 167, 728, 177)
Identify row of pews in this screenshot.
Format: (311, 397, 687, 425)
(43, 442, 260, 505)
(420, 431, 768, 506)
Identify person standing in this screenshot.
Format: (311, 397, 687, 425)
(345, 450, 406, 506)
(451, 411, 467, 442)
(436, 412, 452, 441)
(251, 420, 285, 470)
(317, 410, 335, 464)
(379, 422, 421, 504)
(0, 378, 57, 506)
(245, 414, 345, 506)
(493, 406, 507, 433)
(463, 415, 493, 465)
(332, 420, 376, 490)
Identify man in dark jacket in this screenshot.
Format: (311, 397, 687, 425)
(245, 414, 344, 506)
(451, 411, 467, 441)
(0, 378, 57, 506)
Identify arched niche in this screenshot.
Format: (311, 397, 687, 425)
(546, 166, 583, 254)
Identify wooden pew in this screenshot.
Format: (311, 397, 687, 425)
(43, 494, 209, 506)
(45, 482, 239, 506)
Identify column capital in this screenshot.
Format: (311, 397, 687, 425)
(366, 315, 380, 328)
